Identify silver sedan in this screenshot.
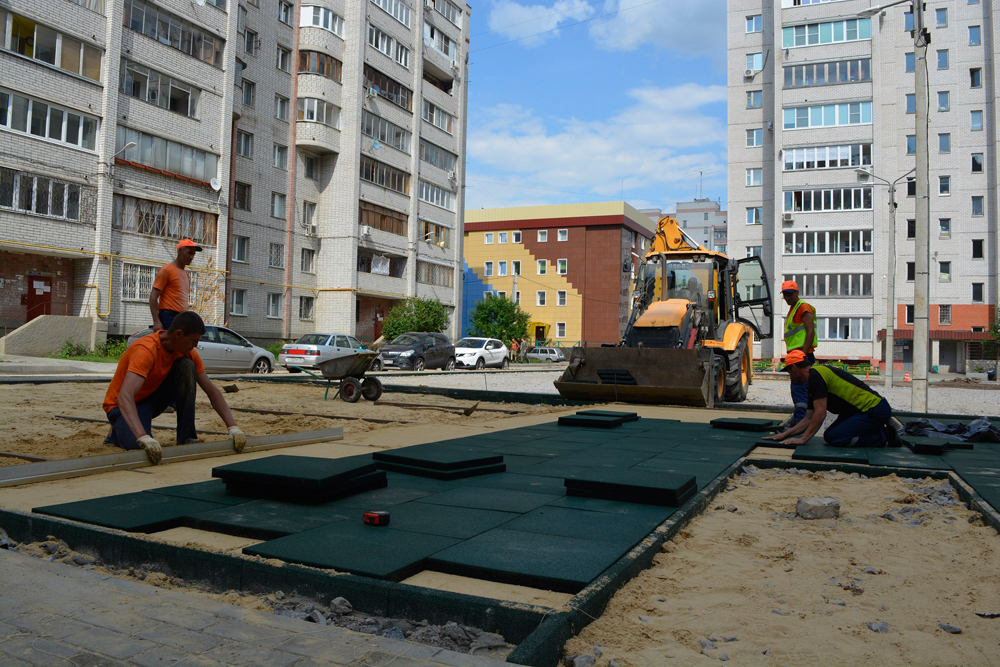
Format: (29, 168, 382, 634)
(278, 333, 366, 372)
(127, 325, 274, 374)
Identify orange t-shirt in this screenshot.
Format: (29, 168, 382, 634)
(103, 333, 205, 413)
(153, 263, 190, 313)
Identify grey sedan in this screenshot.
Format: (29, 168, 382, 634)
(278, 333, 366, 372)
(127, 325, 275, 374)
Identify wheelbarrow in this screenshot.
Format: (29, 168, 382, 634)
(291, 350, 383, 402)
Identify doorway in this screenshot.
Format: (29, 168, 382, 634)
(26, 276, 52, 323)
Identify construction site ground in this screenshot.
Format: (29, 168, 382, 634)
(1, 369, 999, 666)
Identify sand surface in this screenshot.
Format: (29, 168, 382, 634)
(564, 467, 1000, 666)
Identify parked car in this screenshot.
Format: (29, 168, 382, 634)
(278, 333, 366, 372)
(127, 325, 274, 374)
(526, 346, 567, 362)
(454, 337, 510, 370)
(374, 332, 455, 371)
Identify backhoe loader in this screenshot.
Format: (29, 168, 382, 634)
(554, 216, 774, 407)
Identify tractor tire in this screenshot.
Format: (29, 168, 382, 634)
(711, 354, 726, 405)
(724, 336, 751, 402)
(361, 377, 383, 401)
(340, 377, 362, 403)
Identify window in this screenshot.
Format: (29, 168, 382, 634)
(973, 239, 984, 259)
(0, 90, 99, 150)
(123, 0, 224, 67)
(241, 80, 255, 106)
(746, 246, 762, 258)
(299, 296, 314, 320)
(782, 18, 872, 49)
(905, 53, 914, 72)
(499, 233, 508, 243)
(121, 263, 156, 300)
(937, 50, 949, 69)
(907, 219, 915, 239)
(512, 260, 521, 275)
(905, 94, 916, 113)
(421, 100, 454, 133)
(538, 230, 548, 242)
(939, 133, 951, 153)
(0, 168, 87, 222)
(973, 283, 984, 303)
(537, 259, 547, 275)
(557, 259, 567, 275)
(971, 111, 983, 131)
(274, 95, 289, 121)
(746, 128, 763, 147)
(938, 91, 950, 112)
(971, 68, 982, 88)
(416, 262, 454, 287)
(499, 261, 507, 276)
(366, 65, 413, 111)
(939, 176, 951, 195)
(417, 181, 454, 210)
(360, 156, 409, 194)
(746, 15, 762, 33)
(939, 261, 951, 282)
(363, 111, 411, 152)
(746, 91, 762, 109)
(120, 59, 201, 118)
(936, 8, 947, 27)
(783, 187, 873, 212)
(268, 242, 285, 268)
(234, 182, 251, 211)
(783, 230, 872, 255)
(906, 305, 914, 325)
(557, 229, 568, 242)
(266, 293, 282, 318)
(940, 218, 951, 237)
(907, 177, 916, 196)
(424, 24, 458, 60)
(746, 53, 763, 71)
(115, 127, 218, 182)
(297, 98, 340, 127)
(556, 323, 566, 339)
(231, 288, 247, 316)
(244, 29, 257, 55)
(304, 155, 318, 180)
(906, 135, 916, 155)
(904, 12, 913, 30)
(513, 231, 522, 243)
(817, 317, 873, 341)
(939, 304, 952, 325)
(300, 5, 344, 36)
(783, 58, 871, 88)
(232, 235, 248, 263)
(432, 0, 463, 26)
(484, 232, 494, 244)
(271, 193, 286, 219)
(746, 169, 762, 186)
(360, 201, 408, 237)
(303, 201, 316, 231)
(419, 140, 457, 171)
(484, 261, 493, 276)
(300, 247, 315, 273)
(236, 130, 253, 157)
(783, 102, 872, 129)
(970, 26, 981, 46)
(783, 143, 871, 171)
(368, 25, 410, 68)
(972, 196, 984, 216)
(557, 291, 567, 306)
(273, 144, 288, 170)
(746, 207, 762, 225)
(536, 291, 546, 306)
(299, 51, 343, 82)
(968, 154, 984, 176)
(276, 46, 291, 72)
(5, 13, 103, 81)
(277, 0, 292, 24)
(371, 0, 411, 28)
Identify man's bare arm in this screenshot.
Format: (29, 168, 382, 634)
(149, 287, 163, 330)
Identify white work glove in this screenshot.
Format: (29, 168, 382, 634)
(229, 426, 248, 453)
(137, 435, 162, 464)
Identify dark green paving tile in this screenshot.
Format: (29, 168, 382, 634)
(427, 528, 626, 593)
(375, 460, 506, 481)
(244, 521, 460, 580)
(461, 472, 568, 496)
(212, 454, 375, 489)
(503, 455, 553, 470)
(186, 500, 351, 540)
(557, 415, 624, 428)
(565, 469, 697, 506)
(415, 486, 560, 513)
(548, 494, 679, 518)
(326, 483, 440, 509)
(383, 472, 456, 492)
(34, 493, 226, 533)
(144, 479, 252, 506)
(373, 445, 502, 471)
(554, 448, 657, 468)
(866, 449, 952, 470)
(384, 503, 518, 539)
(652, 450, 743, 464)
(597, 439, 678, 454)
(576, 410, 642, 422)
(503, 506, 664, 544)
(225, 471, 387, 504)
(792, 444, 869, 465)
(710, 417, 782, 432)
(493, 443, 579, 458)
(520, 461, 595, 479)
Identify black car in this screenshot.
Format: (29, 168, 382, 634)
(374, 332, 455, 371)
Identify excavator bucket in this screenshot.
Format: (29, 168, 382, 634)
(554, 347, 718, 407)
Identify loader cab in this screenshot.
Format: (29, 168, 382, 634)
(731, 255, 773, 339)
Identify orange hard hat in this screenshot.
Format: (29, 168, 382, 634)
(177, 238, 203, 252)
(779, 349, 809, 371)
(781, 280, 799, 292)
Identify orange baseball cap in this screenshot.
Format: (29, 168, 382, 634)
(177, 239, 203, 252)
(779, 349, 809, 371)
(781, 280, 799, 292)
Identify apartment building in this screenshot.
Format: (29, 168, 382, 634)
(728, 0, 998, 371)
(462, 202, 656, 346)
(0, 0, 469, 347)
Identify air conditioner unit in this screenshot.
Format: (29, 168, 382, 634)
(361, 225, 373, 238)
(782, 212, 794, 223)
(309, 224, 318, 237)
(365, 87, 377, 98)
(424, 0, 433, 9)
(744, 69, 755, 78)
(447, 170, 456, 182)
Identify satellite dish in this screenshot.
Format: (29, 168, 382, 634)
(193, 0, 206, 6)
(372, 139, 380, 150)
(210, 177, 221, 192)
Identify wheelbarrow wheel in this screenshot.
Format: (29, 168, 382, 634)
(340, 377, 362, 403)
(361, 377, 383, 401)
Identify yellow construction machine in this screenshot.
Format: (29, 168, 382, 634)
(555, 215, 773, 407)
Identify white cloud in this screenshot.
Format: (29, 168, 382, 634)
(487, 0, 596, 47)
(465, 83, 727, 209)
(588, 0, 726, 61)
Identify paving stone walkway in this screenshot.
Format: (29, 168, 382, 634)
(0, 550, 514, 667)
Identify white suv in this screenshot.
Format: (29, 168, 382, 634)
(454, 337, 510, 370)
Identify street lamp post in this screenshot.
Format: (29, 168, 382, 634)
(859, 0, 930, 411)
(857, 166, 914, 390)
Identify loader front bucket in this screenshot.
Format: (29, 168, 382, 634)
(554, 347, 717, 407)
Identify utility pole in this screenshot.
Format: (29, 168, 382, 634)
(912, 1, 930, 412)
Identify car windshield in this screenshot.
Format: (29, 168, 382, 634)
(390, 334, 422, 346)
(455, 338, 485, 348)
(295, 334, 331, 345)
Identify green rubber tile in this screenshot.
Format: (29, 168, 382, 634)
(651, 450, 742, 464)
(243, 521, 460, 580)
(496, 440, 596, 456)
(323, 482, 440, 510)
(427, 528, 626, 593)
(866, 449, 951, 470)
(710, 418, 782, 432)
(547, 494, 679, 519)
(904, 439, 950, 455)
(792, 444, 869, 465)
(144, 479, 253, 506)
(384, 503, 518, 539)
(502, 455, 553, 470)
(544, 430, 624, 443)
(516, 461, 594, 479)
(383, 472, 456, 492)
(503, 506, 664, 544)
(557, 415, 624, 428)
(554, 448, 657, 468)
(34, 493, 227, 533)
(565, 469, 697, 507)
(186, 500, 351, 540)
(575, 410, 641, 422)
(224, 471, 387, 504)
(373, 445, 502, 471)
(415, 486, 560, 514)
(460, 473, 568, 496)
(212, 454, 375, 489)
(373, 460, 506, 480)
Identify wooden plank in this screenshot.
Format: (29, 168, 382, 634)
(228, 406, 409, 425)
(0, 427, 343, 488)
(54, 414, 229, 435)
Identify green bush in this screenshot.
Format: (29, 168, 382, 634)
(54, 337, 128, 362)
(264, 341, 285, 358)
(467, 294, 530, 347)
(381, 298, 448, 342)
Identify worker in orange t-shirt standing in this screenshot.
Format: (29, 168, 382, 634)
(104, 311, 247, 464)
(150, 238, 201, 331)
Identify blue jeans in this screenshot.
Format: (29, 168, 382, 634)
(789, 352, 817, 424)
(158, 309, 179, 330)
(106, 358, 198, 449)
(824, 398, 892, 448)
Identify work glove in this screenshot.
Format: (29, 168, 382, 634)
(137, 435, 162, 464)
(229, 426, 248, 453)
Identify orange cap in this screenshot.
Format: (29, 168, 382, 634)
(779, 349, 809, 371)
(781, 280, 799, 292)
(177, 238, 203, 252)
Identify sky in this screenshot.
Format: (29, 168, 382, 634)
(462, 0, 729, 214)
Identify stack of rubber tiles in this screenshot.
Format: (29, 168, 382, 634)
(557, 410, 639, 428)
(212, 454, 386, 504)
(372, 445, 506, 480)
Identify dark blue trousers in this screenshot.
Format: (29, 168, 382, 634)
(789, 352, 817, 424)
(824, 398, 892, 447)
(158, 309, 179, 330)
(106, 358, 198, 449)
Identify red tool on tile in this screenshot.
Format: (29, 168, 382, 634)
(363, 510, 390, 526)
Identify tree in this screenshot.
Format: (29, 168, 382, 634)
(381, 297, 449, 342)
(984, 316, 1000, 370)
(468, 294, 530, 346)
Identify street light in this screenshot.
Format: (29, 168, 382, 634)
(857, 0, 930, 412)
(418, 231, 447, 249)
(856, 166, 914, 390)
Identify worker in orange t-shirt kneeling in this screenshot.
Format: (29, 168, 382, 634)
(150, 238, 201, 331)
(104, 311, 247, 464)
